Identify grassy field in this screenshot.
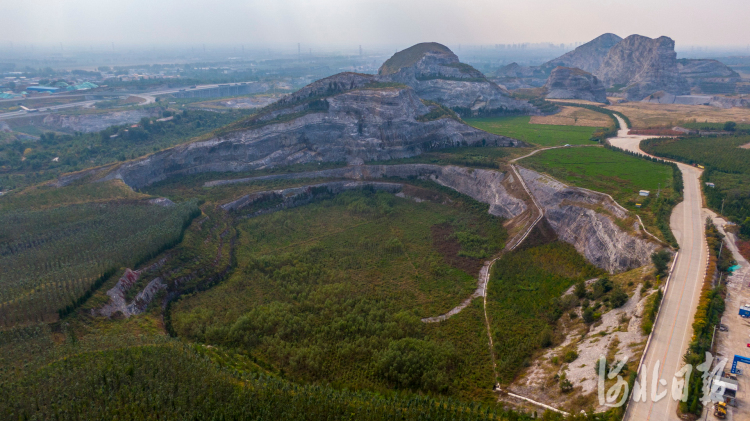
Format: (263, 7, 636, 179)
(465, 116, 602, 147)
(171, 188, 506, 399)
(521, 147, 677, 243)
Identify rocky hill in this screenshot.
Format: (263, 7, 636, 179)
(544, 67, 608, 103)
(102, 74, 526, 189)
(540, 33, 623, 74)
(493, 63, 548, 89)
(597, 35, 689, 100)
(377, 43, 537, 116)
(677, 59, 742, 93)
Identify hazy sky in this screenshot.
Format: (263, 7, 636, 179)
(3, 0, 749, 48)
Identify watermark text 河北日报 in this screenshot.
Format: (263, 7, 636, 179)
(598, 353, 728, 407)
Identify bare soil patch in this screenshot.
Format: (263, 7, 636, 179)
(530, 106, 611, 127)
(740, 142, 750, 150)
(430, 223, 484, 276)
(738, 238, 750, 262)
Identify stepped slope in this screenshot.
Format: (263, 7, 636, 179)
(101, 75, 525, 189)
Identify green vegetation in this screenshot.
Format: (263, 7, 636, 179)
(642, 136, 750, 226)
(417, 100, 462, 122)
(465, 116, 602, 147)
(679, 121, 750, 133)
(640, 289, 663, 335)
(171, 187, 506, 399)
(521, 146, 678, 245)
(487, 242, 603, 382)
(0, 335, 531, 421)
(0, 109, 251, 191)
(641, 136, 750, 174)
(368, 145, 513, 169)
(0, 189, 200, 326)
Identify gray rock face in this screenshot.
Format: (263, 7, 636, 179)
(518, 167, 658, 273)
(492, 63, 548, 89)
(677, 59, 741, 93)
(42, 108, 161, 133)
(596, 35, 689, 100)
(102, 80, 526, 189)
(541, 33, 623, 74)
(545, 67, 608, 103)
(377, 43, 536, 115)
(207, 164, 528, 219)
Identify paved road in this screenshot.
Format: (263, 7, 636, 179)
(611, 115, 709, 421)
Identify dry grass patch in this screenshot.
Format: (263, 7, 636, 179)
(530, 106, 611, 127)
(606, 102, 750, 128)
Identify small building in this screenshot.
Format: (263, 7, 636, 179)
(635, 203, 642, 208)
(639, 190, 650, 197)
(740, 305, 750, 318)
(706, 182, 715, 188)
(714, 377, 739, 406)
(26, 86, 60, 93)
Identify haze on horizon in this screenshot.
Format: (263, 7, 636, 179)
(3, 0, 750, 50)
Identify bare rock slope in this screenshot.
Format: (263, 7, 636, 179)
(597, 35, 689, 100)
(677, 59, 742, 93)
(541, 33, 623, 74)
(377, 43, 536, 116)
(545, 67, 608, 103)
(102, 73, 526, 189)
(208, 164, 528, 219)
(518, 167, 658, 273)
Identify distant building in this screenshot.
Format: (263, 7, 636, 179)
(26, 86, 60, 93)
(639, 190, 650, 197)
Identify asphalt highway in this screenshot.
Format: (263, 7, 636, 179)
(611, 116, 708, 421)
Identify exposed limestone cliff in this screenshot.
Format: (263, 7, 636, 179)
(209, 163, 656, 273)
(492, 63, 548, 89)
(517, 167, 658, 273)
(377, 43, 536, 115)
(596, 35, 689, 100)
(101, 77, 526, 189)
(42, 108, 162, 133)
(545, 67, 608, 104)
(207, 164, 528, 219)
(541, 33, 623, 74)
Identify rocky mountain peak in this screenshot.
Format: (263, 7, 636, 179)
(596, 34, 689, 100)
(541, 33, 623, 74)
(377, 42, 537, 116)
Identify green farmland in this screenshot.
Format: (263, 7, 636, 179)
(465, 116, 602, 147)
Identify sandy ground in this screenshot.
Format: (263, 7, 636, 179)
(740, 143, 750, 150)
(606, 102, 750, 128)
(530, 106, 612, 127)
(709, 211, 750, 421)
